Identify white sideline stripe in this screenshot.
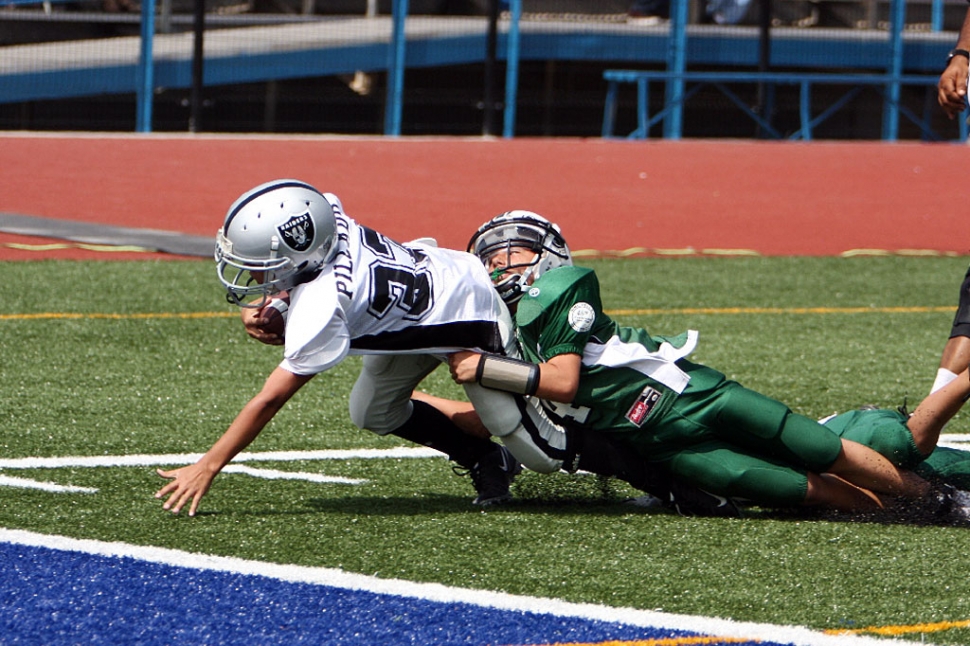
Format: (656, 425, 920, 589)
(939, 434, 970, 448)
(0, 447, 441, 469)
(0, 475, 97, 494)
(0, 528, 923, 646)
(221, 464, 365, 485)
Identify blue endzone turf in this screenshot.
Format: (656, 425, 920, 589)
(1, 541, 775, 646)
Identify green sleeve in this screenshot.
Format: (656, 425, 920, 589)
(515, 266, 606, 361)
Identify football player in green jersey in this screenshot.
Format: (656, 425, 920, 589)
(446, 210, 970, 518)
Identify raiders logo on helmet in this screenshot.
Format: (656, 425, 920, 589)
(277, 212, 315, 252)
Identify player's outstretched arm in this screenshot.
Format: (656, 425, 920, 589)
(448, 351, 581, 403)
(155, 367, 313, 516)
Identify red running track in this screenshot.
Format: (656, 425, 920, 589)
(1, 133, 968, 260)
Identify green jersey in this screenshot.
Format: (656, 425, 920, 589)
(515, 265, 846, 505)
(515, 265, 720, 434)
(511, 263, 970, 504)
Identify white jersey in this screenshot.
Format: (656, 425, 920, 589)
(280, 198, 505, 375)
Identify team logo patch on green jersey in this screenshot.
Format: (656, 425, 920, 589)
(626, 386, 662, 426)
(568, 302, 595, 332)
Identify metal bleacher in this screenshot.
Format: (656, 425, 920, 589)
(0, 0, 967, 139)
(0, 15, 490, 102)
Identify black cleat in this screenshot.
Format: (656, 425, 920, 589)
(666, 481, 744, 518)
(935, 484, 970, 525)
(457, 445, 522, 506)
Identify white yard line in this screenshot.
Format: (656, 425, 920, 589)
(0, 447, 439, 492)
(0, 446, 440, 469)
(221, 464, 366, 484)
(939, 434, 970, 448)
(0, 475, 97, 494)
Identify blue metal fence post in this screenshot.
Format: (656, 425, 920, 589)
(385, 0, 408, 136)
(663, 0, 689, 139)
(883, 0, 905, 140)
(602, 78, 620, 138)
(799, 80, 812, 140)
(502, 0, 522, 138)
(135, 0, 156, 133)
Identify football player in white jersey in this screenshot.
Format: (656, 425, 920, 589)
(155, 179, 584, 516)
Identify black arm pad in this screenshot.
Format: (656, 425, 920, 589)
(475, 353, 540, 396)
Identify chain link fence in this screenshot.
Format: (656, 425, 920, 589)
(0, 0, 965, 138)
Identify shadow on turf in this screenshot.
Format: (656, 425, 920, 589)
(295, 472, 676, 517)
(195, 471, 970, 527)
(300, 495, 664, 517)
(751, 503, 970, 528)
(217, 497, 969, 528)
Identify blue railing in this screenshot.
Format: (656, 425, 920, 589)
(0, 0, 964, 139)
(601, 69, 969, 141)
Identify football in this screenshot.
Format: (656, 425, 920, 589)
(257, 293, 290, 339)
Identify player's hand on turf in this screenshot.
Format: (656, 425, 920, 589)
(242, 306, 284, 346)
(448, 351, 481, 384)
(938, 59, 969, 118)
(155, 464, 216, 516)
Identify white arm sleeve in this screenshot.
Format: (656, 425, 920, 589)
(280, 283, 351, 375)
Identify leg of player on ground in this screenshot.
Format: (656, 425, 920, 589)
(932, 266, 970, 393)
(908, 367, 970, 455)
(349, 354, 504, 471)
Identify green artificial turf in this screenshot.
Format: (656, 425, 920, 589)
(2, 256, 970, 643)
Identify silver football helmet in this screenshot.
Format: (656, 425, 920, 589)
(467, 210, 572, 305)
(215, 179, 338, 307)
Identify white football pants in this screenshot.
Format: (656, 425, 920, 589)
(347, 301, 569, 473)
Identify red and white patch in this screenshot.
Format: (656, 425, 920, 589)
(625, 386, 662, 427)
